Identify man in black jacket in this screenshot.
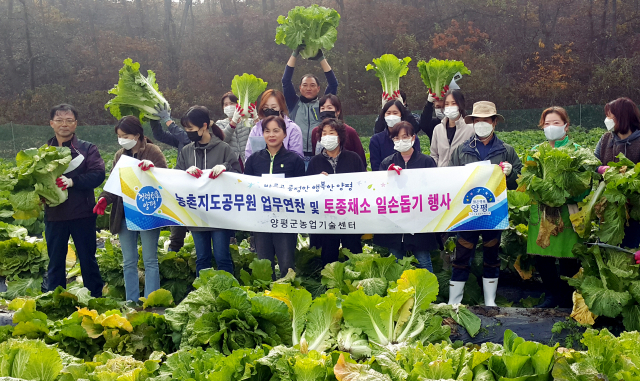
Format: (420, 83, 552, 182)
(45, 104, 105, 296)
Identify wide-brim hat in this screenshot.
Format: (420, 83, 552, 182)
(464, 101, 505, 124)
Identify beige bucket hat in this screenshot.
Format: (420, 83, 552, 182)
(464, 101, 505, 124)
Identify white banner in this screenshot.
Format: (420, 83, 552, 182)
(109, 157, 509, 234)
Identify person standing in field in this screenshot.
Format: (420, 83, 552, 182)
(430, 90, 475, 167)
(283, 45, 338, 167)
(526, 107, 583, 308)
(45, 104, 105, 296)
(369, 100, 421, 172)
(94, 116, 167, 302)
(595, 97, 640, 248)
(447, 101, 522, 307)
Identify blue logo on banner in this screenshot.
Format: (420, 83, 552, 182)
(463, 187, 495, 217)
(136, 186, 162, 215)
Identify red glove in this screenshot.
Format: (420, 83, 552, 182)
(138, 160, 154, 171)
(186, 166, 203, 178)
(387, 164, 402, 175)
(597, 166, 610, 175)
(93, 197, 107, 215)
(209, 165, 226, 179)
(634, 250, 640, 265)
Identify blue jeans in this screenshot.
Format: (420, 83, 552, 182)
(192, 230, 235, 276)
(389, 247, 434, 273)
(118, 222, 160, 302)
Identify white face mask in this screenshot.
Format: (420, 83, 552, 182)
(320, 135, 339, 151)
(605, 117, 616, 132)
(394, 138, 413, 153)
(474, 122, 494, 138)
(224, 105, 235, 119)
(118, 137, 137, 150)
(435, 108, 445, 120)
(385, 115, 402, 128)
(444, 106, 460, 120)
(544, 124, 566, 141)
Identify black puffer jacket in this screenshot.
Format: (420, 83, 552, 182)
(375, 149, 440, 252)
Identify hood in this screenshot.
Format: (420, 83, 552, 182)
(611, 130, 640, 146)
(195, 134, 223, 150)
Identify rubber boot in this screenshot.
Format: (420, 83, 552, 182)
(483, 278, 498, 307)
(448, 281, 466, 305)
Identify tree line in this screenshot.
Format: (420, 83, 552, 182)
(0, 0, 638, 125)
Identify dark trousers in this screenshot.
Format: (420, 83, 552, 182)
(452, 230, 502, 282)
(168, 225, 189, 252)
(537, 256, 580, 300)
(45, 216, 103, 296)
(254, 232, 297, 278)
(312, 234, 362, 265)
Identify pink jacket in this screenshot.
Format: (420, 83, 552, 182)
(244, 115, 304, 160)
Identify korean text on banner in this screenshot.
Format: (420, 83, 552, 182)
(115, 159, 509, 234)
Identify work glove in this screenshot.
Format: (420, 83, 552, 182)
(93, 197, 107, 215)
(248, 103, 258, 123)
(292, 44, 305, 57)
(597, 165, 610, 175)
(154, 103, 172, 126)
(231, 104, 245, 126)
(427, 91, 436, 104)
(635, 250, 640, 265)
(210, 165, 226, 179)
(499, 162, 512, 176)
(138, 160, 154, 171)
(387, 164, 402, 175)
(186, 166, 203, 178)
(56, 175, 73, 191)
(308, 49, 324, 61)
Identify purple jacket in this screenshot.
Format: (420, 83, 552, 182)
(45, 134, 106, 222)
(244, 115, 304, 160)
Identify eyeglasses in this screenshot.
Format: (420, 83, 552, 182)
(392, 137, 412, 143)
(53, 119, 76, 124)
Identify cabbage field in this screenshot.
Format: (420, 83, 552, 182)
(1, 125, 640, 380)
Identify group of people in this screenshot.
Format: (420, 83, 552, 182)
(43, 48, 640, 309)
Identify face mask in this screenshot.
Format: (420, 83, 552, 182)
(186, 130, 202, 142)
(320, 135, 339, 151)
(394, 138, 413, 153)
(435, 108, 445, 120)
(263, 108, 280, 117)
(118, 137, 137, 150)
(605, 117, 616, 131)
(319, 110, 336, 120)
(385, 115, 402, 128)
(474, 122, 494, 138)
(444, 106, 460, 120)
(544, 124, 566, 141)
(224, 105, 235, 119)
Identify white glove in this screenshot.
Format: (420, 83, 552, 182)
(427, 92, 436, 103)
(138, 160, 154, 171)
(231, 104, 245, 125)
(56, 175, 73, 190)
(500, 162, 512, 176)
(210, 164, 226, 179)
(186, 166, 203, 178)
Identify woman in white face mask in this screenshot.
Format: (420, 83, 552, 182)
(447, 101, 522, 308)
(306, 119, 365, 265)
(375, 121, 438, 272)
(429, 90, 475, 167)
(594, 97, 640, 249)
(526, 107, 584, 308)
(369, 100, 421, 173)
(94, 116, 167, 303)
(216, 92, 255, 165)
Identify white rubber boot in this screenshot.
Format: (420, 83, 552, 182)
(483, 278, 499, 307)
(448, 281, 466, 305)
